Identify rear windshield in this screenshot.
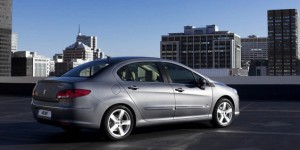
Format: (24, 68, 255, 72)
(61, 60, 110, 77)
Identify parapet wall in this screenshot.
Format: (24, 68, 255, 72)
(1, 76, 300, 100)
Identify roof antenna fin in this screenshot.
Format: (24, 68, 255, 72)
(105, 54, 111, 59)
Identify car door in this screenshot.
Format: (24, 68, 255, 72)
(161, 62, 213, 118)
(116, 62, 175, 122)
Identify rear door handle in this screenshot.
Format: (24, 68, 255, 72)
(128, 85, 139, 90)
(175, 88, 184, 92)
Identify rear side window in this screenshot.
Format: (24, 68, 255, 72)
(117, 62, 163, 82)
(62, 61, 109, 77)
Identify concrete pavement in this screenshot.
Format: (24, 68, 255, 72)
(0, 96, 300, 150)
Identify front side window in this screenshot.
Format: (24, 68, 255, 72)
(117, 62, 162, 82)
(162, 63, 196, 85)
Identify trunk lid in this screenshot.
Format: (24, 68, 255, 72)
(33, 77, 87, 102)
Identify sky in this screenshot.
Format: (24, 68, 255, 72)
(12, 0, 300, 58)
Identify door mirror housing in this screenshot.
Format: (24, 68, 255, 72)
(198, 78, 206, 90)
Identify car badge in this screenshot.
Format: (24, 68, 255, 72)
(43, 89, 47, 95)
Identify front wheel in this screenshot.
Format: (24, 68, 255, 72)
(211, 99, 234, 128)
(102, 105, 134, 140)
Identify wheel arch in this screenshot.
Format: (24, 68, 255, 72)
(100, 103, 137, 129)
(217, 95, 235, 110)
(211, 95, 235, 128)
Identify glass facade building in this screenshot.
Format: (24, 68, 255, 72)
(0, 0, 12, 76)
(241, 35, 268, 64)
(161, 25, 241, 69)
(268, 9, 300, 76)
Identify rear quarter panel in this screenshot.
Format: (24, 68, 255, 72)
(81, 69, 143, 128)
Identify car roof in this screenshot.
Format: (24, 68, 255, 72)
(93, 56, 162, 63)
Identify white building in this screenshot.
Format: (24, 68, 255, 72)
(11, 32, 18, 52)
(53, 53, 63, 63)
(69, 58, 89, 68)
(11, 51, 50, 77)
(49, 60, 55, 76)
(33, 55, 50, 77)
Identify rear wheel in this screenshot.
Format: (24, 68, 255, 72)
(211, 99, 234, 128)
(102, 105, 134, 140)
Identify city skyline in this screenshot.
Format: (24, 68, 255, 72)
(13, 0, 300, 58)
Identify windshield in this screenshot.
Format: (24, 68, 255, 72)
(61, 60, 110, 77)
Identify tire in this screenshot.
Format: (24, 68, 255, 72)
(102, 105, 134, 140)
(211, 98, 234, 128)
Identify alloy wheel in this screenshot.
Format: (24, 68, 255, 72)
(107, 109, 132, 138)
(217, 102, 233, 126)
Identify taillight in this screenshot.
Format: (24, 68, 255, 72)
(56, 89, 91, 99)
(32, 89, 37, 97)
(32, 84, 38, 97)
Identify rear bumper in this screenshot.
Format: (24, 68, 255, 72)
(31, 101, 100, 129)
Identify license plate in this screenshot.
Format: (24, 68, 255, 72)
(38, 109, 51, 118)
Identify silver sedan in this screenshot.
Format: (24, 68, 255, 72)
(32, 57, 240, 140)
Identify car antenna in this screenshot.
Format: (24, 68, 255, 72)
(106, 55, 111, 59)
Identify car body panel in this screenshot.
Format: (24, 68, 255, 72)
(31, 56, 240, 131)
(118, 81, 175, 121)
(170, 83, 213, 118)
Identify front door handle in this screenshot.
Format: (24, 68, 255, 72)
(128, 85, 139, 90)
(175, 88, 184, 92)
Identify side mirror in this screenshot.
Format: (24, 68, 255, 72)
(198, 78, 206, 90)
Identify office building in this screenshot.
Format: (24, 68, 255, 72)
(54, 29, 106, 76)
(63, 41, 93, 62)
(11, 51, 50, 77)
(76, 28, 104, 60)
(0, 0, 12, 76)
(77, 33, 97, 51)
(161, 25, 241, 75)
(49, 60, 55, 76)
(241, 35, 268, 68)
(268, 9, 300, 76)
(11, 33, 18, 52)
(55, 42, 93, 76)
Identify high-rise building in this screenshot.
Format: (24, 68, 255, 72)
(11, 33, 18, 52)
(11, 51, 50, 77)
(54, 29, 105, 76)
(77, 33, 97, 51)
(0, 0, 12, 76)
(268, 9, 300, 76)
(76, 28, 104, 60)
(63, 42, 94, 62)
(55, 42, 93, 76)
(161, 25, 241, 73)
(241, 35, 268, 68)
